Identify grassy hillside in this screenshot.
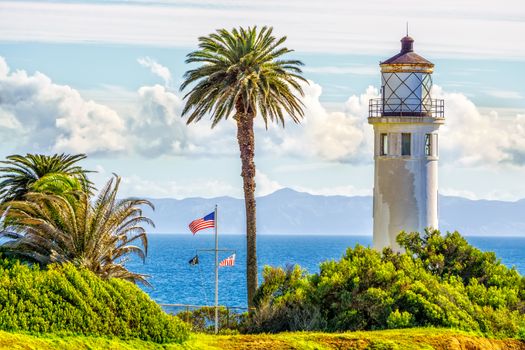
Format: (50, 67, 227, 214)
(1, 329, 524, 350)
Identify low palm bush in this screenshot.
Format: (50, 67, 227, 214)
(0, 176, 151, 284)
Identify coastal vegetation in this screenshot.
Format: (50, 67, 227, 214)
(249, 229, 525, 339)
(0, 175, 152, 284)
(0, 151, 523, 350)
(0, 153, 190, 344)
(0, 260, 188, 343)
(180, 26, 307, 307)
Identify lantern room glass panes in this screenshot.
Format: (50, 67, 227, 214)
(402, 133, 411, 156)
(381, 72, 433, 116)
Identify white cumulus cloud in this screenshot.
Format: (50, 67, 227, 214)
(119, 174, 240, 199)
(259, 81, 377, 163)
(255, 170, 284, 197)
(2, 55, 525, 171)
(0, 58, 127, 154)
(130, 83, 238, 157)
(484, 90, 523, 100)
(435, 85, 525, 166)
(137, 57, 172, 87)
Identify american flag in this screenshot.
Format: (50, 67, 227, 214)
(188, 211, 215, 235)
(219, 254, 236, 267)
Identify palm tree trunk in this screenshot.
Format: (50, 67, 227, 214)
(236, 111, 257, 309)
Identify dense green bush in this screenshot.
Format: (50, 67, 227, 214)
(0, 259, 189, 343)
(177, 306, 245, 334)
(249, 230, 525, 338)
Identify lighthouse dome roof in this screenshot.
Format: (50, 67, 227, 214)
(381, 36, 434, 67)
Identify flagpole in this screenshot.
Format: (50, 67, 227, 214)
(214, 204, 219, 335)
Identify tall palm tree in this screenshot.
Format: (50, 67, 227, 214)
(180, 26, 306, 307)
(0, 153, 94, 203)
(0, 176, 153, 285)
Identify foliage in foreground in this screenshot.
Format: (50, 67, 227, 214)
(250, 229, 525, 338)
(0, 175, 153, 284)
(0, 260, 189, 343)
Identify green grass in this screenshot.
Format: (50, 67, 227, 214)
(0, 328, 524, 350)
(0, 330, 187, 350)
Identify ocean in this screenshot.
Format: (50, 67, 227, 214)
(127, 234, 525, 309)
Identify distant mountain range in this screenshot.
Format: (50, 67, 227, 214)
(143, 188, 525, 236)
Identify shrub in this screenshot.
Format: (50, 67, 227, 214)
(0, 259, 189, 343)
(386, 309, 413, 328)
(246, 265, 324, 333)
(177, 306, 245, 333)
(249, 230, 525, 337)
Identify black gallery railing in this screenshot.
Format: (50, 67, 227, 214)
(369, 98, 444, 118)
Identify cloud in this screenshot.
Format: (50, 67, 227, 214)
(258, 81, 525, 168)
(2, 55, 525, 171)
(130, 83, 238, 157)
(119, 174, 240, 199)
(255, 169, 372, 197)
(295, 184, 372, 197)
(124, 77, 375, 162)
(303, 65, 376, 75)
(0, 56, 8, 77)
(1, 1, 525, 59)
(484, 90, 523, 100)
(255, 170, 284, 196)
(137, 57, 172, 87)
(0, 56, 236, 157)
(0, 58, 127, 154)
(439, 188, 479, 200)
(130, 84, 187, 156)
(435, 85, 525, 166)
(259, 81, 376, 163)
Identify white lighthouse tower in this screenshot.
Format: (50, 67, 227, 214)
(368, 35, 445, 252)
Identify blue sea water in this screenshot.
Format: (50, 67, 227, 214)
(127, 234, 525, 308)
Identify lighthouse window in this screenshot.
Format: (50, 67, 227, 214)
(380, 133, 388, 156)
(401, 133, 411, 156)
(425, 134, 432, 156)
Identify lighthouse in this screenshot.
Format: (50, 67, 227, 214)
(368, 35, 445, 252)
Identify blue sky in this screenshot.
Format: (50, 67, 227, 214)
(0, 0, 524, 201)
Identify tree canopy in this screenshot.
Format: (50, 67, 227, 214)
(0, 153, 93, 203)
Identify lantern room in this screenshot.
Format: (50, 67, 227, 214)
(369, 36, 444, 118)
